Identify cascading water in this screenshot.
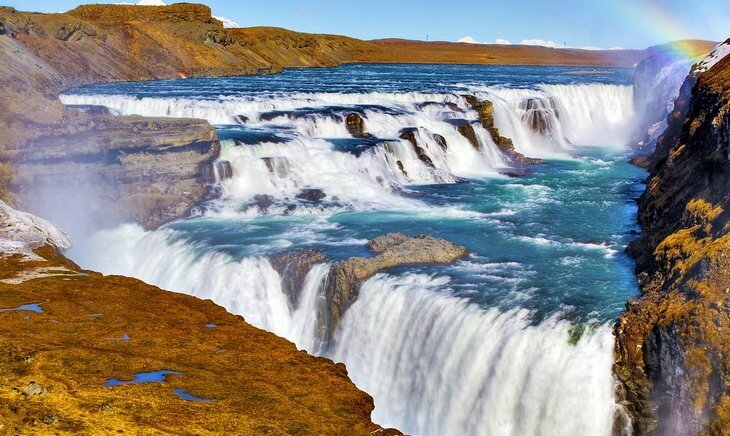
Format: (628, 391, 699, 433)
(332, 274, 618, 435)
(64, 64, 646, 436)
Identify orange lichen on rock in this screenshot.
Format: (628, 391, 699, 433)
(0, 246, 399, 435)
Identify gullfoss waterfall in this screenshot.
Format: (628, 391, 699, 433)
(65, 65, 645, 435)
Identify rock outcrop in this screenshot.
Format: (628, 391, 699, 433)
(3, 115, 221, 229)
(323, 233, 468, 343)
(615, 41, 730, 435)
(462, 95, 542, 165)
(270, 248, 327, 307)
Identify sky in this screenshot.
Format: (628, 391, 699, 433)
(5, 0, 729, 50)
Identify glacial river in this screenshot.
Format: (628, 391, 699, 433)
(63, 64, 645, 435)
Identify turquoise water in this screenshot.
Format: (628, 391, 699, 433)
(65, 64, 643, 435)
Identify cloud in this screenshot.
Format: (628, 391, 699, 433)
(458, 37, 513, 45)
(456, 36, 624, 51)
(519, 39, 560, 48)
(457, 36, 479, 44)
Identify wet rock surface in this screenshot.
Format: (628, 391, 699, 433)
(345, 113, 372, 138)
(270, 248, 327, 306)
(399, 128, 435, 167)
(462, 95, 542, 165)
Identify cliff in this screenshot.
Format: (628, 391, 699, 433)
(0, 201, 399, 434)
(615, 41, 730, 435)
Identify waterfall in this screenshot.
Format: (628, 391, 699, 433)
(332, 273, 618, 436)
(482, 84, 635, 157)
(72, 225, 622, 436)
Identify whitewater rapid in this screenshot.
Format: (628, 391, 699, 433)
(63, 76, 640, 436)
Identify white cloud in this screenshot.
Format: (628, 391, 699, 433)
(458, 37, 514, 45)
(458, 36, 479, 44)
(457, 36, 625, 51)
(519, 39, 560, 48)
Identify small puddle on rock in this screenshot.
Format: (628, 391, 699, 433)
(0, 303, 44, 314)
(107, 333, 130, 341)
(205, 323, 217, 328)
(175, 388, 215, 403)
(105, 370, 182, 387)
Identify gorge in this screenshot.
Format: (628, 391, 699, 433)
(0, 3, 728, 435)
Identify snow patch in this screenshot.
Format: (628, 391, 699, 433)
(694, 41, 730, 74)
(213, 16, 241, 29)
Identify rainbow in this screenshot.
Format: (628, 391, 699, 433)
(607, 0, 717, 59)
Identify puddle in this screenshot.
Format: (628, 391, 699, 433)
(107, 333, 130, 341)
(216, 349, 226, 354)
(175, 388, 215, 403)
(205, 324, 217, 328)
(105, 370, 182, 387)
(88, 314, 102, 318)
(0, 303, 43, 314)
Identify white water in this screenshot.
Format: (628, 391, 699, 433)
(333, 274, 618, 436)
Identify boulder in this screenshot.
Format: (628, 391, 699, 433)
(22, 381, 48, 397)
(345, 113, 372, 138)
(295, 188, 326, 202)
(322, 233, 468, 344)
(251, 194, 275, 213)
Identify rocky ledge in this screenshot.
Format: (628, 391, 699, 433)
(3, 114, 221, 229)
(0, 201, 399, 435)
(615, 41, 730, 435)
(271, 233, 469, 345)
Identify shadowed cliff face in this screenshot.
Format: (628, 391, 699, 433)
(615, 43, 730, 435)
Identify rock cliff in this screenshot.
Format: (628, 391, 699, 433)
(615, 41, 730, 435)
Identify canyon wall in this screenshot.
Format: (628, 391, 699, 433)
(615, 42, 730, 435)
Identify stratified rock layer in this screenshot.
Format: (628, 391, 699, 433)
(615, 43, 730, 435)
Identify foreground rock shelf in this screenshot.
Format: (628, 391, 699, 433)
(0, 246, 399, 434)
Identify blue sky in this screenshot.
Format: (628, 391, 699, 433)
(6, 0, 729, 49)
